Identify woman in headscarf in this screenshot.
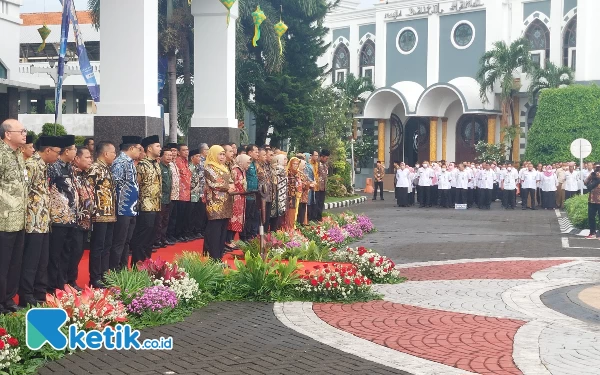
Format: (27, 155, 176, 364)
(270, 153, 288, 231)
(303, 152, 316, 220)
(408, 166, 416, 206)
(225, 154, 251, 251)
(297, 158, 314, 225)
(285, 157, 303, 229)
(203, 145, 235, 259)
(540, 165, 558, 210)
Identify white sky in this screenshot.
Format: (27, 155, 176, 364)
(21, 0, 377, 13)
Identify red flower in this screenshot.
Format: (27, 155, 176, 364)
(0, 341, 4, 350)
(310, 279, 318, 286)
(358, 246, 366, 252)
(325, 282, 331, 288)
(7, 337, 18, 347)
(325, 269, 331, 274)
(0, 328, 6, 336)
(318, 275, 325, 282)
(305, 270, 311, 275)
(369, 257, 375, 263)
(354, 278, 362, 286)
(330, 276, 336, 281)
(313, 265, 321, 270)
(333, 282, 338, 287)
(334, 268, 340, 273)
(323, 263, 329, 268)
(344, 278, 351, 285)
(331, 248, 337, 252)
(366, 279, 372, 285)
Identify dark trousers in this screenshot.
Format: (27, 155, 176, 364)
(19, 233, 49, 304)
(0, 230, 25, 306)
(521, 188, 536, 209)
(419, 186, 431, 207)
(456, 188, 467, 204)
(439, 189, 450, 207)
(89, 222, 114, 285)
(270, 216, 282, 232)
(130, 212, 158, 266)
(242, 199, 259, 241)
(450, 187, 457, 206)
(565, 190, 577, 201)
(504, 189, 516, 208)
(395, 187, 408, 207)
(314, 191, 326, 221)
(66, 230, 86, 285)
(191, 201, 207, 235)
(49, 226, 74, 292)
(166, 201, 178, 239)
(110, 216, 136, 271)
(536, 188, 543, 206)
(416, 186, 422, 204)
(479, 188, 492, 209)
(204, 219, 229, 259)
(588, 203, 600, 235)
(373, 181, 384, 199)
(431, 185, 439, 206)
(297, 203, 308, 224)
(264, 201, 273, 230)
(176, 200, 192, 238)
(493, 183, 500, 201)
(467, 188, 475, 207)
(155, 202, 171, 244)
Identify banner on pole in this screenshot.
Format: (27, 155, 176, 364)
(55, 0, 71, 123)
(68, 0, 100, 102)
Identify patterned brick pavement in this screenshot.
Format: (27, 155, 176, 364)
(398, 260, 571, 281)
(313, 301, 525, 375)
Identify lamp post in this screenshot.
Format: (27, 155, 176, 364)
(29, 60, 80, 131)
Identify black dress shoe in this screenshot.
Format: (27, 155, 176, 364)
(18, 298, 39, 308)
(175, 237, 186, 242)
(5, 303, 23, 312)
(165, 239, 175, 246)
(90, 282, 106, 289)
(0, 307, 11, 315)
(152, 243, 160, 249)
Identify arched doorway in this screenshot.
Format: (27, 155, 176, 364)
(404, 117, 429, 165)
(455, 115, 487, 162)
(389, 113, 403, 171)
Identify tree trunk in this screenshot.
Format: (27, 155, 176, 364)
(182, 33, 191, 86)
(167, 52, 179, 143)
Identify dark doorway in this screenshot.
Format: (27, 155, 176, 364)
(455, 114, 487, 163)
(389, 113, 403, 172)
(404, 117, 429, 166)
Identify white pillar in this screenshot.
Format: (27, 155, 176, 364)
(65, 90, 76, 114)
(486, 0, 505, 49)
(576, 0, 600, 82)
(374, 11, 386, 88)
(427, 14, 440, 86)
(349, 24, 359, 77)
(96, 0, 159, 118)
(548, 0, 563, 66)
(190, 1, 238, 129)
(19, 91, 30, 114)
(510, 0, 524, 43)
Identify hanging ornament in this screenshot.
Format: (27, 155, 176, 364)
(274, 6, 288, 55)
(219, 0, 237, 26)
(252, 5, 266, 47)
(37, 24, 51, 52)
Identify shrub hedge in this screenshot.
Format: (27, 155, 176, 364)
(564, 193, 598, 229)
(524, 85, 600, 165)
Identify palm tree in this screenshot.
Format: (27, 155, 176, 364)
(333, 73, 375, 137)
(476, 38, 532, 160)
(528, 61, 574, 100)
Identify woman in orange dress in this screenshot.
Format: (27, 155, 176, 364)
(285, 157, 303, 229)
(226, 154, 251, 250)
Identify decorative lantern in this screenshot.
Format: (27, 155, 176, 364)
(252, 6, 266, 47)
(37, 24, 51, 52)
(220, 0, 237, 26)
(274, 20, 288, 55)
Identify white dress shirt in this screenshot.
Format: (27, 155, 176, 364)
(437, 171, 452, 189)
(479, 170, 495, 189)
(418, 167, 433, 187)
(502, 169, 519, 190)
(395, 168, 411, 188)
(563, 171, 580, 192)
(540, 173, 558, 192)
(455, 170, 470, 189)
(520, 169, 540, 189)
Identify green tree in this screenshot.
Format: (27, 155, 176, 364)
(528, 61, 574, 99)
(476, 38, 532, 159)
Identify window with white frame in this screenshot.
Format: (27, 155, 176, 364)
(332, 44, 350, 83)
(524, 19, 550, 69)
(563, 16, 577, 70)
(359, 39, 375, 83)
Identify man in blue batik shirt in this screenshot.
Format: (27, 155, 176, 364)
(242, 144, 260, 240)
(109, 136, 141, 271)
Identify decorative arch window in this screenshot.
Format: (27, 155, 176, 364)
(524, 19, 550, 69)
(563, 16, 577, 70)
(332, 44, 350, 83)
(0, 61, 6, 79)
(359, 39, 375, 82)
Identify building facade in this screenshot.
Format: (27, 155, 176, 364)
(320, 0, 600, 173)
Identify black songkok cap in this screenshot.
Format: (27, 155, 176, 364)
(189, 149, 200, 157)
(122, 136, 143, 145)
(60, 135, 75, 148)
(37, 136, 62, 148)
(26, 135, 34, 144)
(166, 143, 178, 149)
(142, 135, 160, 149)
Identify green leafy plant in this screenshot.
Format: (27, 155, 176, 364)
(326, 175, 349, 197)
(565, 193, 596, 229)
(40, 123, 67, 136)
(103, 268, 153, 305)
(475, 141, 507, 163)
(174, 252, 226, 296)
(524, 85, 600, 164)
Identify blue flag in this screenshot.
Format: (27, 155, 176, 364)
(68, 0, 100, 102)
(54, 0, 71, 123)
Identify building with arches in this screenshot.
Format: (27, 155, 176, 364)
(320, 0, 599, 181)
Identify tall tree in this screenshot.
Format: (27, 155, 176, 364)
(528, 61, 574, 99)
(476, 38, 532, 159)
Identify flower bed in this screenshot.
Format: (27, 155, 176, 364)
(0, 211, 400, 374)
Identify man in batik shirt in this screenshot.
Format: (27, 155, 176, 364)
(314, 149, 330, 221)
(68, 146, 95, 290)
(48, 135, 78, 294)
(189, 148, 204, 240)
(153, 149, 173, 249)
(18, 136, 61, 307)
(110, 136, 141, 271)
(131, 135, 162, 265)
(174, 144, 192, 241)
(87, 141, 117, 288)
(21, 135, 35, 161)
(165, 143, 180, 243)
